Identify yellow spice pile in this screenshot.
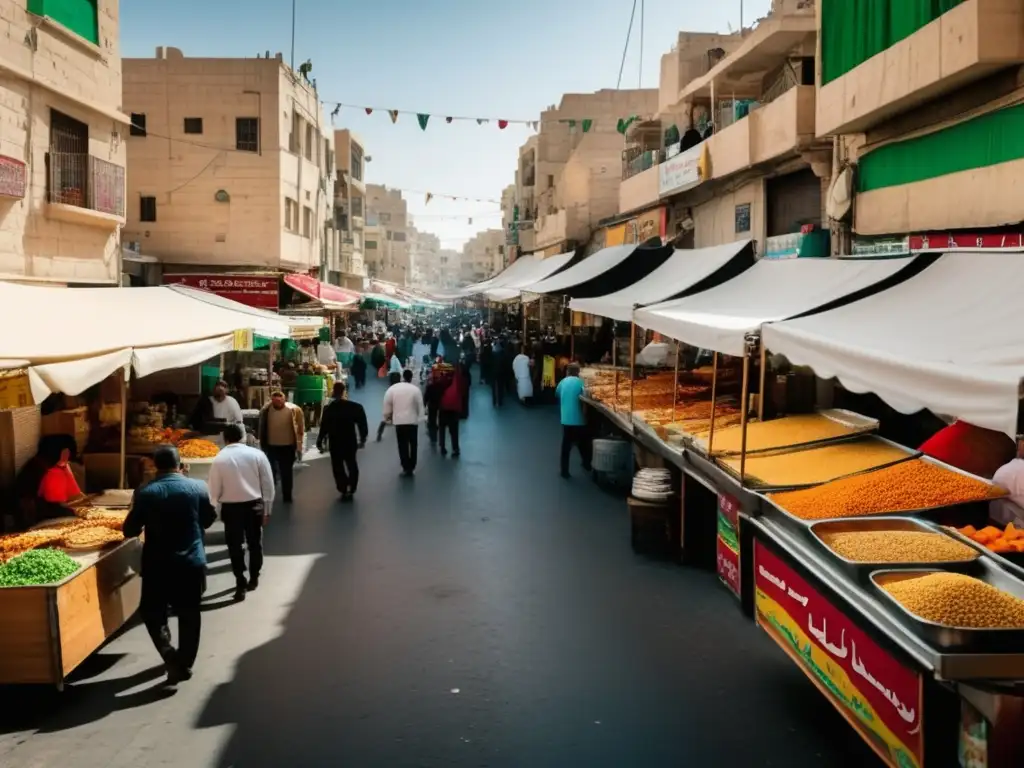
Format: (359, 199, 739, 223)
(770, 459, 1005, 520)
(722, 437, 910, 488)
(709, 413, 863, 455)
(882, 572, 1024, 629)
(821, 530, 978, 564)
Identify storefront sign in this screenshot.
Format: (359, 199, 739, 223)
(605, 224, 627, 247)
(735, 203, 751, 235)
(763, 233, 802, 260)
(0, 372, 32, 408)
(163, 274, 279, 310)
(632, 207, 667, 243)
(851, 237, 910, 257)
(754, 540, 924, 768)
(909, 233, 1024, 252)
(716, 492, 741, 598)
(284, 273, 360, 306)
(0, 155, 26, 199)
(659, 142, 704, 196)
(232, 328, 254, 352)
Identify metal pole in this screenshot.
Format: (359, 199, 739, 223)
(672, 340, 680, 422)
(628, 321, 637, 416)
(290, 0, 296, 70)
(707, 351, 719, 454)
(740, 0, 744, 32)
(739, 352, 751, 484)
(613, 323, 619, 414)
(118, 373, 128, 490)
(758, 339, 767, 422)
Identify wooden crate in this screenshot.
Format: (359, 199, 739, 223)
(0, 405, 41, 488)
(0, 538, 142, 686)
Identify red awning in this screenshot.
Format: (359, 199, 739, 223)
(283, 274, 361, 309)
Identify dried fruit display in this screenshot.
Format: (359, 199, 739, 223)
(60, 526, 124, 550)
(769, 459, 1005, 520)
(882, 572, 1024, 629)
(178, 439, 219, 459)
(958, 523, 1024, 555)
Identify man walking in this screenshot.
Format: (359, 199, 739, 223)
(124, 446, 215, 685)
(490, 336, 508, 407)
(382, 368, 424, 477)
(207, 424, 274, 602)
(555, 363, 592, 478)
(317, 381, 368, 501)
(258, 390, 305, 503)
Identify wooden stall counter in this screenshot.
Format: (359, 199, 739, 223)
(0, 537, 142, 688)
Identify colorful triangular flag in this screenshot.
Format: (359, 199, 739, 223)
(476, 118, 487, 125)
(582, 119, 593, 133)
(388, 110, 399, 123)
(425, 192, 433, 205)
(330, 104, 341, 120)
(417, 113, 430, 131)
(445, 116, 453, 124)
(531, 121, 539, 131)
(567, 120, 576, 129)
(365, 107, 373, 115)
(497, 120, 508, 130)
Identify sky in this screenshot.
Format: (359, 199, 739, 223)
(121, 0, 773, 250)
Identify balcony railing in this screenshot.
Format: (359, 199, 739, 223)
(47, 152, 125, 217)
(622, 148, 663, 181)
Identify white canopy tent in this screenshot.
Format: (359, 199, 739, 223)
(483, 251, 577, 302)
(434, 254, 548, 299)
(518, 245, 636, 296)
(0, 282, 292, 402)
(761, 252, 1024, 438)
(568, 241, 752, 322)
(633, 256, 918, 356)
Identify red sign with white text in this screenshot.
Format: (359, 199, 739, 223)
(283, 273, 359, 305)
(163, 274, 279, 310)
(754, 540, 923, 768)
(716, 492, 741, 599)
(909, 233, 1024, 252)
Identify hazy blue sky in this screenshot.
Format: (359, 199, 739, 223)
(122, 0, 772, 249)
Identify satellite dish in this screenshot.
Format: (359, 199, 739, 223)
(826, 166, 853, 221)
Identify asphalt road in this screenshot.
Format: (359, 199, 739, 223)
(0, 375, 879, 767)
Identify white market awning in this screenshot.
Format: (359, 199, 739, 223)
(0, 282, 292, 402)
(761, 252, 1024, 438)
(436, 255, 545, 299)
(633, 256, 919, 356)
(519, 245, 636, 296)
(569, 240, 753, 322)
(484, 251, 576, 302)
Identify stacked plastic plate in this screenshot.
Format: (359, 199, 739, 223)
(632, 468, 672, 502)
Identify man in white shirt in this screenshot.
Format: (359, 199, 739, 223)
(382, 369, 425, 477)
(316, 340, 338, 371)
(192, 380, 244, 430)
(207, 423, 275, 601)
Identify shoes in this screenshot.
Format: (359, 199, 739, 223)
(440, 448, 448, 456)
(233, 584, 247, 602)
(246, 575, 259, 592)
(583, 465, 593, 473)
(283, 495, 293, 504)
(452, 451, 461, 458)
(166, 664, 193, 686)
(401, 470, 415, 478)
(561, 471, 571, 479)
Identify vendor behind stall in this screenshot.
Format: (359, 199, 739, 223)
(14, 435, 84, 529)
(918, 418, 1015, 479)
(190, 380, 244, 433)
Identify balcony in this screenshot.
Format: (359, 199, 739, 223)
(619, 164, 660, 214)
(46, 152, 125, 227)
(534, 208, 588, 250)
(817, 0, 1024, 137)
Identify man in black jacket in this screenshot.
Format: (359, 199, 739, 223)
(124, 445, 216, 685)
(317, 382, 368, 501)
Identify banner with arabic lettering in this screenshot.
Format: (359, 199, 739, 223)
(716, 493, 741, 598)
(754, 540, 923, 768)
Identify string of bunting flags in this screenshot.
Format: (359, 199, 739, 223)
(326, 101, 644, 136)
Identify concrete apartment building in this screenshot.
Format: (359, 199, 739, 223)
(365, 184, 409, 285)
(409, 227, 441, 290)
(461, 228, 506, 283)
(332, 128, 368, 290)
(615, 0, 826, 258)
(500, 183, 517, 262)
(0, 0, 127, 285)
(437, 248, 461, 290)
(513, 88, 659, 257)
(122, 47, 335, 277)
(814, 0, 1024, 250)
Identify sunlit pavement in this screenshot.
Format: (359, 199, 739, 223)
(0, 377, 878, 767)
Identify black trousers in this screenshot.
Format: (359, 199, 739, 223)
(141, 564, 204, 670)
(491, 377, 505, 406)
(439, 410, 460, 453)
(561, 425, 593, 474)
(330, 449, 359, 494)
(222, 500, 264, 584)
(395, 424, 419, 472)
(427, 403, 439, 443)
(265, 445, 296, 500)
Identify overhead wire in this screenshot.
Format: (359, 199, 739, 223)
(616, 0, 638, 89)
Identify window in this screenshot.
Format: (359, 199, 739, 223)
(386, 230, 393, 241)
(351, 144, 363, 181)
(547, 174, 554, 188)
(235, 117, 259, 152)
(302, 206, 313, 238)
(365, 240, 378, 250)
(29, 0, 99, 45)
(284, 197, 298, 231)
(139, 196, 156, 222)
(289, 112, 302, 154)
(183, 117, 203, 135)
(130, 113, 146, 137)
(379, 212, 391, 224)
(392, 231, 406, 242)
(351, 197, 363, 217)
(304, 124, 313, 161)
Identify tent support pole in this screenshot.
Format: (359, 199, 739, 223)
(707, 352, 719, 455)
(672, 340, 680, 422)
(118, 373, 128, 490)
(758, 339, 767, 422)
(739, 352, 751, 485)
(521, 301, 527, 355)
(628, 321, 637, 416)
(612, 322, 618, 414)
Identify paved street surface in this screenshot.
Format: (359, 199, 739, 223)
(0, 378, 878, 767)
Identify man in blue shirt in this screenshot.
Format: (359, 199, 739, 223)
(555, 363, 592, 478)
(124, 445, 216, 685)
